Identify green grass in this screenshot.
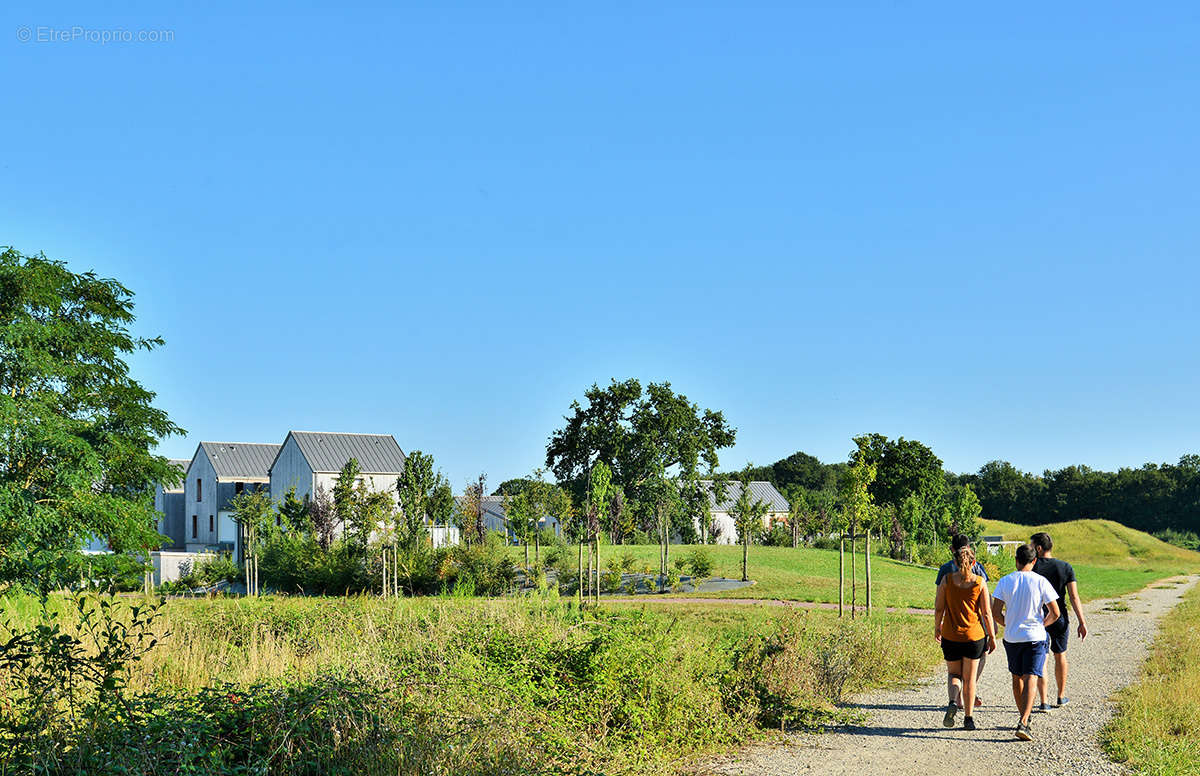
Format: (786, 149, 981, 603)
(543, 543, 939, 609)
(1103, 581, 1200, 775)
(1, 592, 938, 776)
(982, 519, 1200, 600)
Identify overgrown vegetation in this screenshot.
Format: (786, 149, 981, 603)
(0, 593, 935, 775)
(1103, 581, 1200, 775)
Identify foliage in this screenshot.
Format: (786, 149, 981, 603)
(850, 433, 945, 511)
(180, 554, 240, 588)
(277, 486, 311, 533)
(0, 248, 183, 591)
(839, 451, 877, 535)
(730, 467, 769, 583)
(545, 379, 736, 509)
(394, 450, 438, 549)
(1104, 582, 1200, 775)
(1156, 528, 1200, 551)
(682, 547, 715, 580)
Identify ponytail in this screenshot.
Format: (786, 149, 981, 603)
(956, 545, 976, 585)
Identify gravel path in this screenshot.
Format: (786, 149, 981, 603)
(704, 575, 1199, 776)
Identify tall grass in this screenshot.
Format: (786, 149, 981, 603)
(1, 593, 936, 775)
(1103, 583, 1200, 775)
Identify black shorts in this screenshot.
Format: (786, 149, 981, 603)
(1046, 620, 1070, 654)
(942, 637, 987, 661)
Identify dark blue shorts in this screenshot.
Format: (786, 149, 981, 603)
(1003, 639, 1048, 677)
(1045, 620, 1069, 654)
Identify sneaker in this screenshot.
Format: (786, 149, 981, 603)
(1037, 702, 1049, 713)
(1016, 722, 1033, 741)
(1056, 697, 1070, 708)
(963, 716, 977, 731)
(943, 703, 958, 728)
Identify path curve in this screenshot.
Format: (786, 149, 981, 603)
(702, 575, 1198, 776)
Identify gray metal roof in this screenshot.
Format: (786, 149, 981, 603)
(698, 480, 790, 512)
(159, 459, 190, 492)
(199, 442, 280, 481)
(285, 431, 407, 474)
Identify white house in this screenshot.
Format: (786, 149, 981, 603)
(696, 480, 790, 545)
(268, 431, 407, 508)
(184, 441, 280, 554)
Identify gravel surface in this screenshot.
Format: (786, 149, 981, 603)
(703, 575, 1199, 776)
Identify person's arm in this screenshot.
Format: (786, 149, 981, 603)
(1067, 580, 1087, 639)
(934, 581, 947, 642)
(1043, 599, 1060, 629)
(991, 596, 1006, 629)
(979, 583, 997, 653)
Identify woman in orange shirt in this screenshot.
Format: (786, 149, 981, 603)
(934, 544, 997, 730)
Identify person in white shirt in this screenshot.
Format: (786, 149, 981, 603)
(990, 542, 1060, 742)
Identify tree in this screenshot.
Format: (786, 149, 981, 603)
(230, 489, 274, 595)
(504, 488, 536, 569)
(851, 434, 945, 510)
(947, 483, 983, 541)
(787, 488, 810, 547)
(0, 249, 184, 591)
(333, 458, 363, 549)
(545, 379, 736, 506)
(278, 487, 310, 533)
(640, 470, 680, 586)
(456, 474, 488, 546)
(585, 461, 611, 605)
(395, 450, 436, 550)
(839, 454, 877, 538)
(730, 467, 768, 582)
(309, 484, 337, 550)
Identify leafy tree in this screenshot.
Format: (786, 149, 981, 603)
(230, 489, 274, 595)
(641, 470, 680, 585)
(504, 488, 536, 569)
(730, 467, 768, 582)
(395, 450, 436, 550)
(787, 488, 810, 547)
(456, 474, 488, 546)
(309, 484, 337, 550)
(0, 248, 184, 591)
(277, 486, 310, 533)
(585, 461, 611, 604)
(332, 458, 362, 548)
(493, 478, 532, 497)
(839, 453, 877, 538)
(851, 433, 944, 510)
(545, 379, 736, 506)
(947, 483, 983, 541)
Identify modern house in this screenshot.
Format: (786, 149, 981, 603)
(697, 480, 790, 544)
(184, 441, 280, 554)
(153, 458, 190, 550)
(463, 495, 562, 544)
(268, 431, 407, 507)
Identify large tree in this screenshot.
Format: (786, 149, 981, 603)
(0, 249, 183, 590)
(545, 378, 736, 509)
(850, 433, 945, 511)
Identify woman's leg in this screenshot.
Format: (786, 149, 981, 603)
(945, 659, 963, 707)
(960, 656, 978, 715)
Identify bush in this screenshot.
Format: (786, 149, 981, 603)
(600, 567, 622, 593)
(683, 547, 715, 580)
(616, 550, 637, 574)
(79, 553, 146, 592)
(811, 536, 841, 551)
(759, 523, 793, 547)
(180, 554, 239, 589)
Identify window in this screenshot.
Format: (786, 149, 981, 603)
(209, 515, 214, 532)
(235, 482, 243, 494)
(192, 515, 197, 538)
(196, 479, 202, 501)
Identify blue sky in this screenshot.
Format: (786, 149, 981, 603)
(3, 2, 1198, 489)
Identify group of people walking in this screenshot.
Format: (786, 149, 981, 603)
(932, 531, 1088, 740)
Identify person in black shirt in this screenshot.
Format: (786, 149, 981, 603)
(1031, 532, 1088, 709)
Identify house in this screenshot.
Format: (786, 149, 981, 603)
(153, 458, 190, 549)
(461, 495, 562, 544)
(184, 441, 280, 554)
(696, 480, 790, 545)
(268, 431, 407, 508)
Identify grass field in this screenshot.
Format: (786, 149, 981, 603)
(982, 519, 1200, 600)
(1103, 581, 1200, 775)
(0, 592, 936, 775)
(546, 543, 940, 609)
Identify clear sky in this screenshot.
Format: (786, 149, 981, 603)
(4, 2, 1198, 489)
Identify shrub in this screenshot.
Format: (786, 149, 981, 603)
(683, 547, 715, 580)
(759, 523, 793, 547)
(180, 554, 239, 589)
(601, 567, 623, 593)
(616, 550, 637, 574)
(811, 536, 840, 551)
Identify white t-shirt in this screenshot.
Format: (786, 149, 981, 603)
(991, 570, 1060, 643)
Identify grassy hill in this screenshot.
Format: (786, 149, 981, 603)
(982, 518, 1200, 600)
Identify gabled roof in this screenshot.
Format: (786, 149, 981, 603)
(698, 480, 790, 512)
(280, 431, 407, 475)
(198, 442, 280, 482)
(159, 459, 190, 492)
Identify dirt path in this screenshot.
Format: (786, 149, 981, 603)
(703, 575, 1199, 776)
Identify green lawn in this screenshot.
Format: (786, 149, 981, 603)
(982, 518, 1200, 601)
(535, 543, 941, 610)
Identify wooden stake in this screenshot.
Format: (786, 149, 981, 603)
(839, 538, 844, 618)
(865, 531, 872, 615)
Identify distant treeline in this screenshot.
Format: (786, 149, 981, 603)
(745, 450, 1200, 537)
